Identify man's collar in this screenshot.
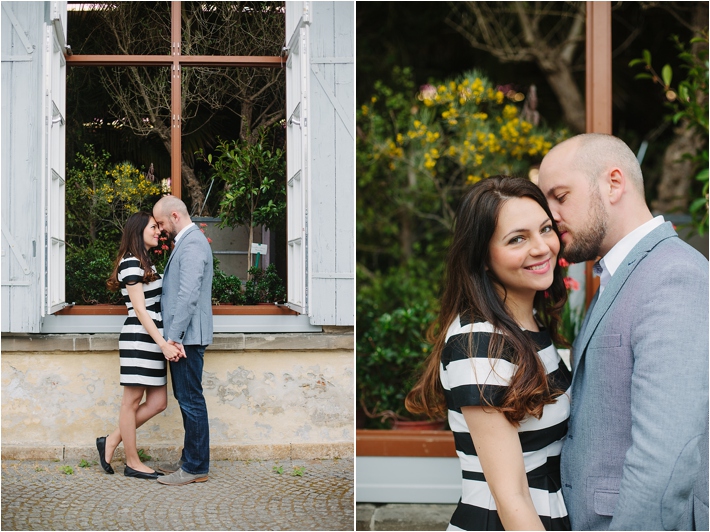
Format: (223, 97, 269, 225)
(594, 215, 664, 293)
(173, 222, 195, 244)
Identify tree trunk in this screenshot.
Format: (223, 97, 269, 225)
(651, 121, 705, 213)
(541, 65, 586, 133)
(247, 224, 254, 276)
(181, 161, 207, 216)
(156, 133, 206, 213)
(651, 2, 708, 214)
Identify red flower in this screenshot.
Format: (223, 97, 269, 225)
(154, 250, 162, 255)
(207, 237, 213, 244)
(558, 258, 570, 268)
(199, 223, 208, 228)
(162, 244, 169, 250)
(563, 277, 580, 291)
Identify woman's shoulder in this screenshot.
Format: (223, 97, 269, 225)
(117, 255, 144, 282)
(444, 314, 496, 343)
(442, 315, 500, 363)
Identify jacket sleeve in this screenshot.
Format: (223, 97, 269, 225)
(610, 251, 709, 530)
(166, 233, 209, 343)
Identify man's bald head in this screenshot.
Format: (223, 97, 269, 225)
(153, 196, 191, 239)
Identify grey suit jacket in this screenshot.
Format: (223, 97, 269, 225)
(161, 224, 213, 346)
(561, 222, 709, 530)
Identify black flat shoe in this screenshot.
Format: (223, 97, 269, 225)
(124, 465, 162, 479)
(96, 436, 114, 474)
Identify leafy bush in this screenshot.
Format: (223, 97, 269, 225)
(356, 257, 441, 427)
(212, 266, 246, 305)
(245, 264, 286, 304)
(357, 303, 438, 427)
(66, 241, 121, 305)
(66, 144, 161, 248)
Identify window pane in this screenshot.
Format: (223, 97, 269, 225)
(67, 2, 171, 56)
(181, 2, 284, 56)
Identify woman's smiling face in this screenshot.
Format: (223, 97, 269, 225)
(487, 196, 560, 303)
(143, 217, 161, 250)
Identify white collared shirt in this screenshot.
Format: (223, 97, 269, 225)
(173, 222, 195, 246)
(594, 215, 665, 295)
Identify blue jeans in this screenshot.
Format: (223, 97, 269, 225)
(169, 344, 209, 475)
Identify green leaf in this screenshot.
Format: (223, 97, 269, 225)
(634, 73, 653, 81)
(661, 64, 672, 87)
(207, 154, 212, 164)
(628, 58, 645, 67)
(642, 49, 652, 64)
(689, 197, 707, 213)
(690, 37, 707, 44)
(695, 168, 709, 182)
(672, 111, 685, 124)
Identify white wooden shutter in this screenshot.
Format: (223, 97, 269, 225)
(285, 2, 310, 315)
(42, 2, 67, 315)
(305, 1, 354, 326)
(2, 2, 48, 332)
(285, 1, 354, 326)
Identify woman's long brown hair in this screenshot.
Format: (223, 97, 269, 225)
(106, 211, 159, 291)
(405, 176, 568, 425)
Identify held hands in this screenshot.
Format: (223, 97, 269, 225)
(167, 339, 187, 360)
(162, 340, 186, 362)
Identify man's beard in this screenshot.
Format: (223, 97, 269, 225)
(561, 188, 608, 263)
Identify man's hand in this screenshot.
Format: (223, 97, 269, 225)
(168, 339, 187, 359)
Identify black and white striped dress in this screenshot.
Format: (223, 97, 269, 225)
(117, 256, 167, 387)
(441, 315, 571, 531)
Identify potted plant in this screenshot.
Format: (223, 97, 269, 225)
(357, 302, 444, 429)
(200, 126, 286, 274)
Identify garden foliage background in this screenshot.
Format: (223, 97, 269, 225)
(356, 1, 708, 428)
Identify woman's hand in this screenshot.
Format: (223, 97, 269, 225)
(161, 342, 182, 362)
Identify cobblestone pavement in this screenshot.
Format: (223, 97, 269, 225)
(1, 458, 354, 531)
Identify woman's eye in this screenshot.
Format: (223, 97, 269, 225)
(509, 236, 524, 244)
(541, 225, 553, 234)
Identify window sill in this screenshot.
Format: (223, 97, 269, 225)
(55, 304, 298, 316)
(356, 429, 456, 457)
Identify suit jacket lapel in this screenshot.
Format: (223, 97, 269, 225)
(164, 224, 198, 274)
(571, 222, 677, 381)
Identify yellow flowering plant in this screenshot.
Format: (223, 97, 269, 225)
(66, 144, 161, 246)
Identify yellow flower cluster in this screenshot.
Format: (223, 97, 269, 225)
(86, 163, 160, 208)
(362, 70, 566, 184)
(423, 148, 440, 170)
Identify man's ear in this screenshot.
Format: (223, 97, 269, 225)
(607, 167, 625, 205)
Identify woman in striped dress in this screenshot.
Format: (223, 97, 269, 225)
(96, 212, 184, 480)
(406, 176, 572, 530)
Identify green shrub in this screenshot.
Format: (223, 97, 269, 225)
(245, 264, 286, 304)
(212, 267, 246, 305)
(66, 241, 121, 305)
(357, 303, 437, 428)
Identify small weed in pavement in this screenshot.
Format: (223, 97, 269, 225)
(292, 466, 305, 477)
(34, 466, 44, 472)
(60, 465, 74, 475)
(78, 459, 96, 468)
(273, 465, 283, 474)
(137, 449, 152, 462)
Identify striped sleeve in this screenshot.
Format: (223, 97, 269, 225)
(440, 320, 513, 411)
(117, 257, 143, 287)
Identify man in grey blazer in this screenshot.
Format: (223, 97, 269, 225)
(538, 134, 708, 530)
(152, 196, 213, 486)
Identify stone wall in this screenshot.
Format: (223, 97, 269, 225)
(1, 333, 354, 461)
